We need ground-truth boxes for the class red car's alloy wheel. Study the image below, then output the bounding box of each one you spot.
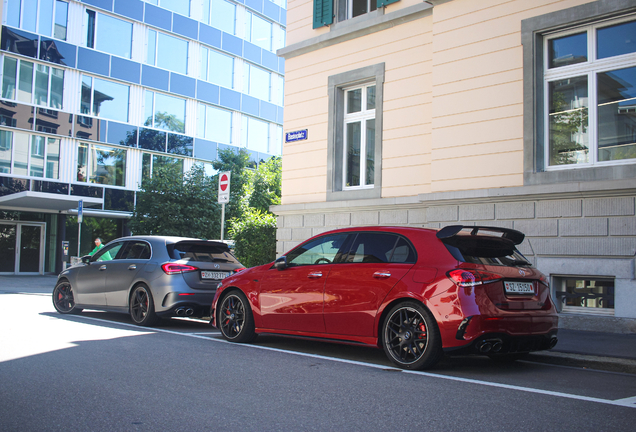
[382,302,442,370]
[218,291,256,343]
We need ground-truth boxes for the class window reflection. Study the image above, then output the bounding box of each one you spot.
[144,91,186,134]
[141,152,183,182]
[147,0,190,16]
[0,130,60,178]
[548,33,587,69]
[197,103,232,144]
[243,63,271,101]
[245,11,272,51]
[241,116,269,153]
[85,10,133,59]
[598,20,636,59]
[147,30,188,75]
[201,47,234,88]
[81,75,130,123]
[548,76,589,166]
[6,0,68,39]
[597,66,636,162]
[2,57,64,109]
[205,0,236,34]
[77,142,126,186]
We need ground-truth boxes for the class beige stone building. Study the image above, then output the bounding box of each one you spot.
[274,0,636,332]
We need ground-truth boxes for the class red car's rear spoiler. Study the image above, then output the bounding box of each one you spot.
[436,225,525,245]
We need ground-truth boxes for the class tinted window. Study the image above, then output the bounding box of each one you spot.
[94,242,124,261]
[168,241,239,264]
[120,241,151,259]
[342,233,416,264]
[286,234,350,266]
[441,235,531,267]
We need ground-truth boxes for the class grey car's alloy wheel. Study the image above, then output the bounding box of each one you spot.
[130,284,158,326]
[382,301,442,370]
[53,280,82,314]
[218,291,256,343]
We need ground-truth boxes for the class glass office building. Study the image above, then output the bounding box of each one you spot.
[0,0,286,274]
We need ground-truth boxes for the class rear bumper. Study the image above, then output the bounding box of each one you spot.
[444,331,559,355]
[157,292,216,318]
[445,313,559,355]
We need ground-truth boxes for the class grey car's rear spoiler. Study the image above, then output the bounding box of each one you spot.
[436,225,525,245]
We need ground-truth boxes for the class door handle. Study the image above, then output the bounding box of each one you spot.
[373,271,391,279]
[99,265,107,271]
[128,265,137,270]
[308,271,323,278]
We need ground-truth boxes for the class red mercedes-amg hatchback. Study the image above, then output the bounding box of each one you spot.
[211,225,558,370]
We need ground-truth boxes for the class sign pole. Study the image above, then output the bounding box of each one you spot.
[221,203,225,241]
[77,200,83,258]
[218,171,231,241]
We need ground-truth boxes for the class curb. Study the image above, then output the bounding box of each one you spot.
[526,351,636,375]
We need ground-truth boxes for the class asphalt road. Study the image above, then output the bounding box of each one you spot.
[1,291,636,431]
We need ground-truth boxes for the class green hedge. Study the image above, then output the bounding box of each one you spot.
[229,210,277,268]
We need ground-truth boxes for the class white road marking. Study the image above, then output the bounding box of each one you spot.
[76,314,636,409]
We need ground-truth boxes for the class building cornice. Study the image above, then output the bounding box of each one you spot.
[276,2,433,60]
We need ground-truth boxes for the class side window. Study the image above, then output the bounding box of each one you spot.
[94,242,124,262]
[345,233,397,264]
[286,234,350,266]
[390,237,417,263]
[120,241,151,260]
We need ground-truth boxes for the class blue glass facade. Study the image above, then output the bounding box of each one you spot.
[0,0,286,273]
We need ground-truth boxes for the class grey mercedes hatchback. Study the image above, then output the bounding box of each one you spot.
[53,236,245,326]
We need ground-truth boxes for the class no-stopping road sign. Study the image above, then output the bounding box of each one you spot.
[218,171,231,203]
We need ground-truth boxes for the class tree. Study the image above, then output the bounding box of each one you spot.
[129,163,221,239]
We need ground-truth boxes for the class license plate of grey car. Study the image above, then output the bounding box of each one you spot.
[201,271,229,280]
[504,281,534,294]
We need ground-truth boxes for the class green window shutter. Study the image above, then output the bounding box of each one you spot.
[377,0,399,7]
[313,0,333,29]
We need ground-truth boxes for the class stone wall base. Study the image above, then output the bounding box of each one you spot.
[558,313,636,334]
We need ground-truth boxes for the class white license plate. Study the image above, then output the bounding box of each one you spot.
[504,281,534,294]
[201,271,230,280]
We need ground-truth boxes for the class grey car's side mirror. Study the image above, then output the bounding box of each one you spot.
[81,255,92,264]
[274,256,287,270]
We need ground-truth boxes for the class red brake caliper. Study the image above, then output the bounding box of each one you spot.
[418,323,427,339]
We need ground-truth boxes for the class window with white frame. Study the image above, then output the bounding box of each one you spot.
[2,57,64,109]
[545,17,636,168]
[144,90,186,134]
[241,116,269,153]
[349,0,376,19]
[197,103,232,144]
[0,129,60,178]
[245,11,272,51]
[147,30,188,75]
[80,75,130,123]
[343,83,375,189]
[200,47,234,89]
[85,9,133,59]
[243,63,270,101]
[6,0,69,40]
[77,142,126,186]
[141,152,183,181]
[145,0,190,17]
[204,0,236,34]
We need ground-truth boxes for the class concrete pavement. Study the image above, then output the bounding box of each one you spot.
[2,275,635,374]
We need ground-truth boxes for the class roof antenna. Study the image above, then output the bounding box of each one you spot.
[471,227,479,236]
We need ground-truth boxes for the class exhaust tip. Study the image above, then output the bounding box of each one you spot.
[185,308,194,316]
[549,336,558,349]
[175,308,185,316]
[479,342,493,353]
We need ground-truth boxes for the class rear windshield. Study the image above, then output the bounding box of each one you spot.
[167,241,240,264]
[440,235,531,267]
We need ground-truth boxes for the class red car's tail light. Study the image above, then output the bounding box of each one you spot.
[161,263,198,275]
[233,267,246,273]
[447,269,502,287]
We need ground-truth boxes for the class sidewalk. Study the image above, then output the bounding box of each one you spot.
[2,275,635,373]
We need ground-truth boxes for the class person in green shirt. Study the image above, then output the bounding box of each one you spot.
[89,237,104,256]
